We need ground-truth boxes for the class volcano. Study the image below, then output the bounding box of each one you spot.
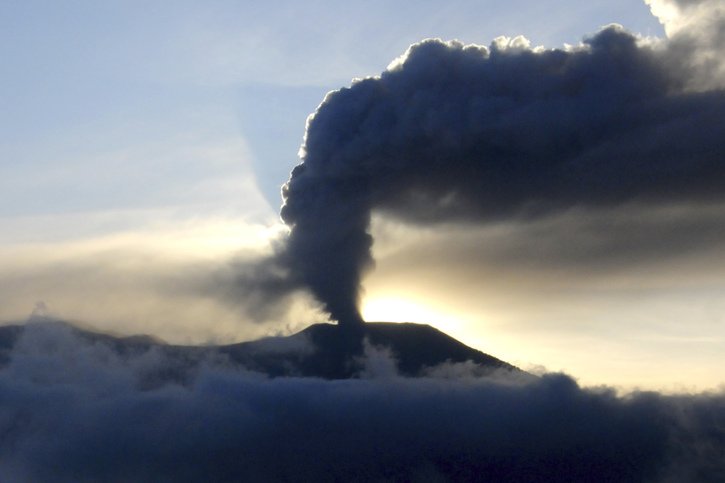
[222,322,522,378]
[0,320,523,383]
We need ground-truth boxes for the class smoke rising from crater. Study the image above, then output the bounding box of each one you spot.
[279,22,725,325]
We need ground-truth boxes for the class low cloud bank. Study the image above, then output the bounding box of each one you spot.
[0,323,723,482]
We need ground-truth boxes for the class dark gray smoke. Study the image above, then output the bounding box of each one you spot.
[280,25,725,325]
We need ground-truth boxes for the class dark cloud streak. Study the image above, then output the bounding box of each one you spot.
[370,202,725,277]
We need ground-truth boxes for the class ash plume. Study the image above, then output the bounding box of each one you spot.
[279,23,725,326]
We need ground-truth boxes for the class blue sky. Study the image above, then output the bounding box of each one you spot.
[1,0,664,226]
[6,1,724,390]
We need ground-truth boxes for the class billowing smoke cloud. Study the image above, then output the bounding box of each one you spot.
[279,20,725,325]
[1,322,724,482]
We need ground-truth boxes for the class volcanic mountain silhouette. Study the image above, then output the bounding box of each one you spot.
[0,320,522,382]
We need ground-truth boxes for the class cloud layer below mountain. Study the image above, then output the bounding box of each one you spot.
[1,322,723,482]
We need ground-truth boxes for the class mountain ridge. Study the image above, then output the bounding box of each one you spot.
[0,320,524,382]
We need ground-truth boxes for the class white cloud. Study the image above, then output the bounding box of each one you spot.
[646,0,725,89]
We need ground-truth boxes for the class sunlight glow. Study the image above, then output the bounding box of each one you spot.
[362,296,433,323]
[361,295,463,332]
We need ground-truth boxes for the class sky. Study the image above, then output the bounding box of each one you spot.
[2,0,724,391]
